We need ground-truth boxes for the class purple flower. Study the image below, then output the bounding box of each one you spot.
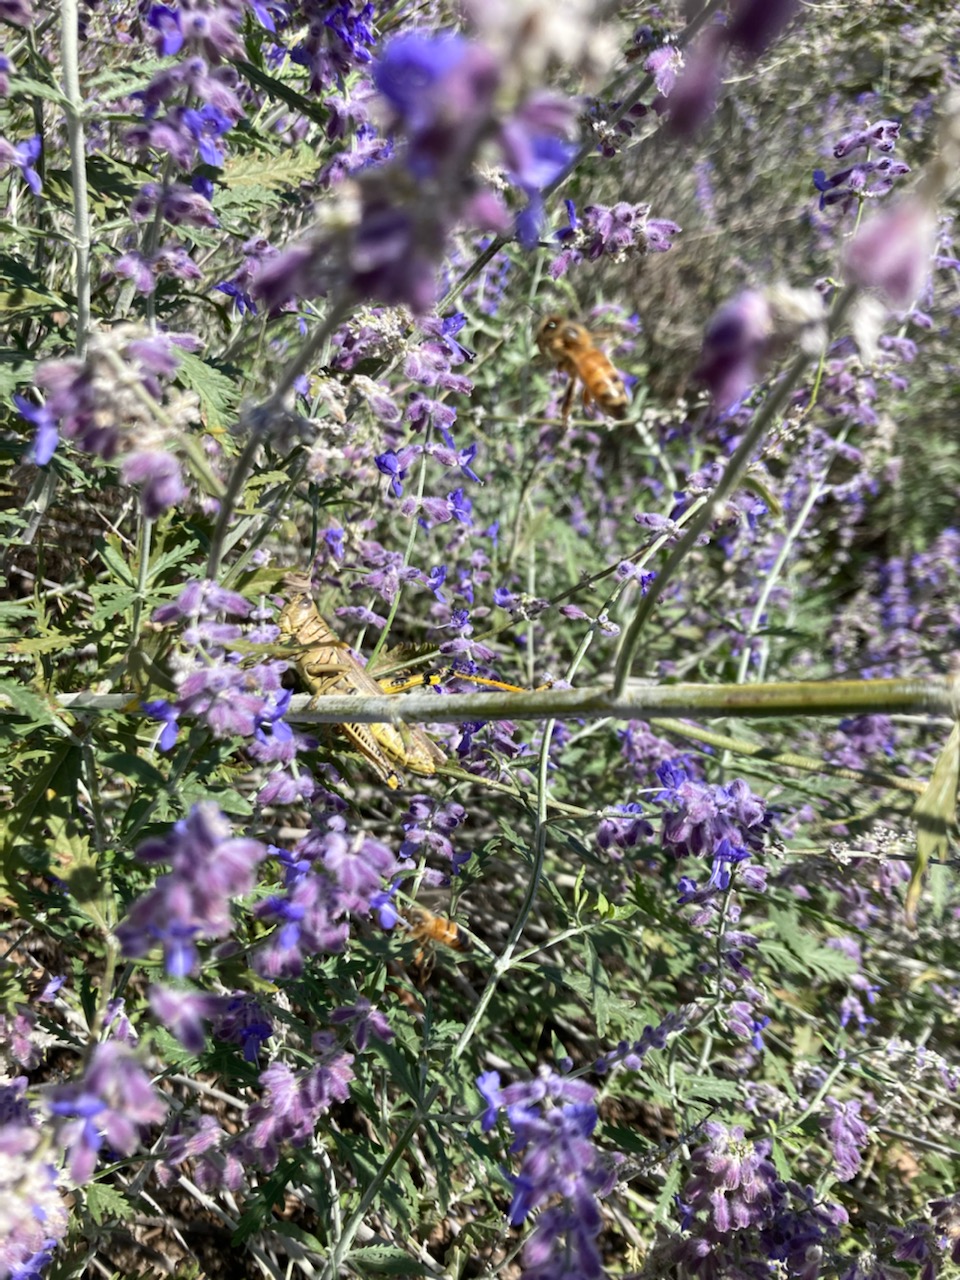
[116,804,267,977]
[0,134,42,194]
[659,27,725,137]
[330,997,394,1050]
[149,985,222,1054]
[143,698,181,751]
[399,794,466,865]
[49,1043,167,1185]
[239,1043,355,1172]
[597,803,654,854]
[122,448,187,518]
[726,0,800,57]
[0,1115,69,1276]
[695,288,773,409]
[13,394,58,466]
[374,32,473,135]
[147,4,183,55]
[683,1121,778,1233]
[822,1097,869,1182]
[375,448,410,498]
[834,118,901,158]
[482,1067,616,1277]
[476,1070,502,1131]
[844,196,936,309]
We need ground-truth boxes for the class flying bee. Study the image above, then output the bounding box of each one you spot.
[404,906,471,955]
[536,314,630,424]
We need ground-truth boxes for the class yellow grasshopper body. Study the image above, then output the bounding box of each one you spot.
[278,592,445,789]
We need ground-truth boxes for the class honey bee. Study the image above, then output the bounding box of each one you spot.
[404,906,470,955]
[536,314,630,423]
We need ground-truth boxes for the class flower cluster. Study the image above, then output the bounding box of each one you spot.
[0,1080,69,1280]
[156,1036,358,1187]
[253,812,403,977]
[253,29,579,313]
[238,1039,356,1172]
[116,802,267,977]
[399,794,469,871]
[143,579,319,805]
[596,802,654,857]
[48,1043,167,1186]
[655,1120,849,1277]
[822,1096,870,1182]
[150,985,274,1060]
[551,198,680,277]
[15,326,200,512]
[814,118,908,214]
[595,1008,689,1074]
[655,762,770,895]
[477,1067,618,1280]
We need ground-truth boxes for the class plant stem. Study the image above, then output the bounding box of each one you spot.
[612,286,858,697]
[60,0,91,354]
[56,670,960,727]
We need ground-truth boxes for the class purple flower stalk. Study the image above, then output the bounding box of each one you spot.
[14,326,199,515]
[116,803,268,977]
[0,1085,69,1277]
[477,1067,618,1279]
[49,1043,167,1185]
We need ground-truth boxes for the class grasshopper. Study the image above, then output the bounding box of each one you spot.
[278,591,446,789]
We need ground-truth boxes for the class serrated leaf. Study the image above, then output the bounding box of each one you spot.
[682,1074,743,1103]
[8,74,69,105]
[85,1181,133,1224]
[12,632,87,656]
[544,939,637,1038]
[654,1159,682,1221]
[176,350,241,432]
[0,678,56,727]
[769,1136,793,1180]
[223,142,321,192]
[89,588,143,624]
[98,541,137,586]
[908,721,960,925]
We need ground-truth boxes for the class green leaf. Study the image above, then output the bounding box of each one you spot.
[176,350,241,432]
[7,74,69,106]
[541,938,638,1038]
[681,1074,743,1103]
[85,1182,133,1224]
[769,1136,793,1181]
[100,752,167,791]
[346,1246,426,1274]
[0,347,32,398]
[762,907,860,982]
[0,679,57,729]
[654,1159,682,1222]
[231,60,329,125]
[216,144,325,210]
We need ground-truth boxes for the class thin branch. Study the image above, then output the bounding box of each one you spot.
[60,0,91,354]
[53,671,960,728]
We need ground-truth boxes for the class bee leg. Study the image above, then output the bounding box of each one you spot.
[559,376,576,424]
